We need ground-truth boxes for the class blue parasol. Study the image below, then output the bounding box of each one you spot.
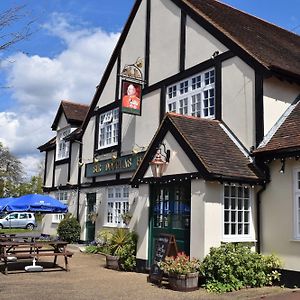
[0,194,68,213]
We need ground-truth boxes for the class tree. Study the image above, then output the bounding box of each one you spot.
[0,142,23,197]
[0,5,33,53]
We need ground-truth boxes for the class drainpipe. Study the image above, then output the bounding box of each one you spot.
[256,184,266,254]
[76,142,83,222]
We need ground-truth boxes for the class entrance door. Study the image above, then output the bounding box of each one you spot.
[149,183,191,264]
[85,193,96,243]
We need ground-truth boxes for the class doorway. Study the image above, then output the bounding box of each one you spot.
[85,193,96,242]
[149,182,191,264]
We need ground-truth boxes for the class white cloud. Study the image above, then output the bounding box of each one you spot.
[0,13,120,178]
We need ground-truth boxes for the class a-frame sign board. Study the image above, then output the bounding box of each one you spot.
[148,234,178,285]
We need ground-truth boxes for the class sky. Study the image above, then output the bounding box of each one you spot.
[0,0,299,180]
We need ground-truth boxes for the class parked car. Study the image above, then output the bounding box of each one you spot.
[0,212,36,230]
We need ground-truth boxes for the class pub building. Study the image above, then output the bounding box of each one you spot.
[38,0,300,284]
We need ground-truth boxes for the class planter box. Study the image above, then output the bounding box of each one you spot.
[168,272,199,292]
[105,255,120,270]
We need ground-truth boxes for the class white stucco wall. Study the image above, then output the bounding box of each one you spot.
[120,0,146,82]
[56,114,68,131]
[45,150,54,187]
[222,56,255,150]
[134,184,149,261]
[149,0,181,84]
[261,159,300,271]
[185,16,228,69]
[263,77,300,135]
[54,164,68,186]
[96,62,118,108]
[69,142,80,184]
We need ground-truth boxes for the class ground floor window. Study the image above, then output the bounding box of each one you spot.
[105,186,129,227]
[52,192,68,223]
[223,184,253,241]
[294,169,300,239]
[52,214,64,224]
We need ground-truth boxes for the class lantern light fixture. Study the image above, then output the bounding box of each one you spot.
[149,143,170,178]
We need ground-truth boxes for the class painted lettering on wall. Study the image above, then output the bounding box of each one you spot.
[85,153,144,177]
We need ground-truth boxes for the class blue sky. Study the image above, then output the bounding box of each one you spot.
[0,0,299,179]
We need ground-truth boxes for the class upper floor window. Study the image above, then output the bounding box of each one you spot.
[56,127,71,160]
[98,108,119,149]
[294,169,300,239]
[166,68,215,118]
[223,185,254,242]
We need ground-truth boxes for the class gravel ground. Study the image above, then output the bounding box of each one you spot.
[0,246,299,300]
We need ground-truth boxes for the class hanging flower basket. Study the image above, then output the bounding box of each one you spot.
[88,212,98,224]
[168,272,199,292]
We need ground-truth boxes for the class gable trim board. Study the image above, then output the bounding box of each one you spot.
[131,113,264,186]
[255,72,264,146]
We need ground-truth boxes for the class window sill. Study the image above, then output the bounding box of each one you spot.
[222,237,257,243]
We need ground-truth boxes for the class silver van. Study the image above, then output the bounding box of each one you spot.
[0,212,36,230]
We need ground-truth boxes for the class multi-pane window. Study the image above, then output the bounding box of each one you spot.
[294,169,300,239]
[166,68,215,118]
[98,108,119,149]
[53,191,67,223]
[223,185,252,240]
[56,127,71,160]
[56,191,68,205]
[106,186,129,227]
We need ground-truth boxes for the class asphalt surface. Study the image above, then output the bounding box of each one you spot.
[0,245,299,300]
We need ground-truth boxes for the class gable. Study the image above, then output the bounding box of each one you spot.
[143,131,197,178]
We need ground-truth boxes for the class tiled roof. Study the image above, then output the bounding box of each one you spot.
[51,100,89,130]
[168,113,262,180]
[61,100,89,124]
[184,0,300,78]
[255,101,300,155]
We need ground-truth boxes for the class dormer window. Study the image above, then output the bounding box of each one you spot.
[56,127,71,161]
[98,108,119,149]
[166,68,215,118]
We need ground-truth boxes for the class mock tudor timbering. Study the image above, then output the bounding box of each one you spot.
[38,0,300,283]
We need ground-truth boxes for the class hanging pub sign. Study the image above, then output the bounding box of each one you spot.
[121,80,142,116]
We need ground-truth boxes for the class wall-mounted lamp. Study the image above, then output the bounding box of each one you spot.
[112,153,118,160]
[149,143,170,178]
[279,158,285,174]
[93,157,99,163]
[78,161,84,167]
[132,144,146,155]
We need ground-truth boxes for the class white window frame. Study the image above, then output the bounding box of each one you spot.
[56,127,71,161]
[52,191,68,224]
[166,68,215,119]
[293,168,300,239]
[98,108,119,150]
[222,184,255,242]
[105,186,129,227]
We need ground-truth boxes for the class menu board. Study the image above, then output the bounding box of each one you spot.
[148,234,178,284]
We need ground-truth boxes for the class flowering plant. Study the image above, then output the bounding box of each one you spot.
[158,252,201,275]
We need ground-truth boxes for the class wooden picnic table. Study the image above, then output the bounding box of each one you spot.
[0,240,73,274]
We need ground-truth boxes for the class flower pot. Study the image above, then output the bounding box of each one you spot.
[105,255,120,270]
[168,272,199,292]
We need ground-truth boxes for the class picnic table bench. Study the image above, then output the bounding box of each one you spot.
[0,240,73,274]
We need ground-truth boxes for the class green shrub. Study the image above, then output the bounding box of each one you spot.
[57,215,81,243]
[85,245,101,254]
[200,243,282,293]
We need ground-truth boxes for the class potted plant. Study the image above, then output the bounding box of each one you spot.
[121,212,132,226]
[158,252,201,292]
[105,228,138,271]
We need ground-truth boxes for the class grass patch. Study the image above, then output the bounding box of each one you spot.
[0,228,40,234]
